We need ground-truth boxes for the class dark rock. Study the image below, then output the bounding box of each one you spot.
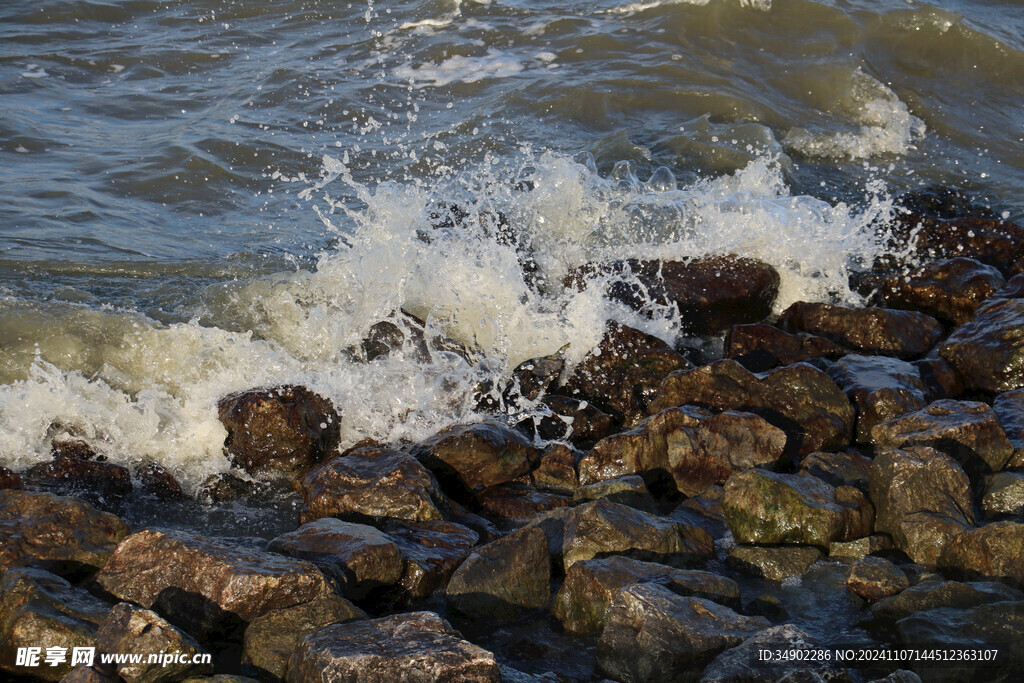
[415,421,540,493]
[60,666,120,683]
[871,399,1014,474]
[533,395,616,448]
[573,475,656,511]
[938,297,1024,393]
[798,450,873,493]
[867,257,1005,326]
[889,213,1024,277]
[51,438,101,460]
[896,187,999,221]
[994,388,1024,467]
[648,359,855,455]
[982,472,1024,517]
[95,529,333,641]
[530,445,579,495]
[552,556,740,634]
[829,535,894,560]
[778,302,944,359]
[298,447,448,525]
[135,463,187,501]
[826,355,930,443]
[869,577,1023,624]
[914,355,965,400]
[287,611,500,682]
[382,519,478,603]
[509,354,565,402]
[473,482,570,522]
[559,321,693,425]
[725,545,823,581]
[218,385,340,481]
[361,320,406,361]
[0,568,109,681]
[24,456,132,511]
[869,447,974,566]
[846,556,909,602]
[938,521,1024,584]
[0,467,22,490]
[994,273,1024,299]
[97,602,212,682]
[723,470,873,547]
[595,583,770,683]
[701,624,850,682]
[268,519,403,600]
[0,489,128,576]
[724,323,849,371]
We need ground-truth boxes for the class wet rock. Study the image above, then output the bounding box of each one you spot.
[595,583,770,683]
[982,472,1024,517]
[891,213,1024,277]
[135,463,187,501]
[24,456,133,512]
[242,592,364,680]
[60,666,120,683]
[361,320,406,361]
[994,388,1024,469]
[530,445,579,495]
[446,527,550,620]
[895,600,1024,672]
[914,355,965,400]
[218,385,340,481]
[779,302,944,359]
[0,568,109,681]
[97,602,212,682]
[573,475,656,511]
[846,556,909,602]
[0,467,23,490]
[829,535,894,560]
[287,611,500,682]
[938,297,1024,393]
[672,491,729,540]
[552,555,740,634]
[725,546,823,581]
[0,489,129,577]
[724,323,849,371]
[869,578,1023,623]
[648,359,855,455]
[870,447,974,566]
[382,519,478,603]
[533,395,616,448]
[298,447,448,525]
[871,399,1014,474]
[51,438,101,460]
[723,470,873,547]
[798,450,873,493]
[95,529,333,641]
[701,624,849,683]
[938,521,1024,584]
[559,321,693,425]
[473,482,570,522]
[509,354,565,402]
[868,257,1005,326]
[196,472,268,504]
[268,518,403,600]
[415,420,540,493]
[826,355,930,443]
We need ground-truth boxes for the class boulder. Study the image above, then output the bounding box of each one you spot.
[414,421,540,492]
[595,583,769,683]
[723,470,873,547]
[268,519,403,600]
[993,388,1024,467]
[530,445,579,495]
[982,472,1024,517]
[286,611,499,682]
[97,602,212,682]
[382,519,478,603]
[648,360,855,455]
[298,447,448,525]
[701,624,849,683]
[869,577,1023,624]
[24,456,133,512]
[573,475,656,511]
[938,298,1024,392]
[798,450,873,493]
[218,385,340,480]
[725,546,823,581]
[826,355,930,443]
[95,529,333,641]
[135,463,187,501]
[938,521,1024,584]
[890,213,1024,277]
[778,302,944,359]
[472,483,570,521]
[846,556,909,602]
[532,395,616,448]
[724,324,849,371]
[895,601,1024,675]
[868,257,1005,326]
[552,556,740,634]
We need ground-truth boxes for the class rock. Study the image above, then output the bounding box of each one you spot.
[559,321,693,425]
[723,470,873,547]
[473,483,570,521]
[648,359,855,455]
[826,355,930,443]
[798,450,873,493]
[573,475,656,511]
[870,447,974,566]
[24,456,133,512]
[938,521,1024,584]
[829,535,894,560]
[869,578,1023,623]
[242,593,364,680]
[415,421,540,493]
[982,472,1024,517]
[298,447,448,525]
[361,320,407,361]
[778,302,944,359]
[871,400,1014,474]
[914,355,965,400]
[0,467,23,490]
[701,624,848,683]
[895,601,1024,674]
[60,666,120,683]
[95,529,333,641]
[382,520,478,603]
[530,445,579,495]
[868,257,1006,326]
[725,546,823,581]
[552,556,741,634]
[868,671,921,683]
[595,583,770,683]
[846,556,909,602]
[891,213,1024,277]
[0,489,128,577]
[196,472,268,503]
[724,324,849,371]
[97,602,212,682]
[268,519,403,600]
[509,354,565,402]
[532,395,616,448]
[446,527,550,620]
[994,388,1024,466]
[287,611,500,682]
[0,568,109,681]
[135,463,187,501]
[939,297,1024,393]
[218,385,340,480]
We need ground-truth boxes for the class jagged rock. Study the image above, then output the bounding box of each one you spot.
[595,583,769,683]
[869,257,1005,325]
[559,321,693,425]
[135,463,187,501]
[723,470,873,547]
[939,298,1024,393]
[242,593,364,680]
[96,529,333,641]
[268,519,403,600]
[778,302,944,359]
[829,535,894,560]
[724,324,849,371]
[530,445,579,495]
[846,556,909,602]
[871,400,1014,474]
[826,355,930,443]
[869,578,1023,624]
[982,472,1024,517]
[798,450,873,493]
[552,556,740,634]
[573,475,656,511]
[414,421,540,493]
[218,385,340,480]
[298,447,448,525]
[895,600,1024,674]
[0,489,128,577]
[24,456,133,512]
[701,624,850,682]
[648,359,855,455]
[287,611,499,682]
[938,521,1024,584]
[0,568,109,681]
[382,520,478,603]
[889,213,1024,277]
[473,482,570,521]
[532,395,616,448]
[0,467,23,490]
[869,447,974,566]
[97,602,212,682]
[725,546,823,581]
[446,527,550,620]
[994,388,1024,468]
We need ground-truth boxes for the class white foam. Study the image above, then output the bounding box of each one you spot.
[394,50,525,87]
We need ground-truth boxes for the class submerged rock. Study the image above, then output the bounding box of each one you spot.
[724,323,849,371]
[826,355,930,444]
[97,602,212,682]
[382,519,478,604]
[938,521,1024,584]
[778,302,944,359]
[725,545,823,581]
[414,420,540,493]
[868,257,1005,325]
[939,297,1024,393]
[846,556,909,602]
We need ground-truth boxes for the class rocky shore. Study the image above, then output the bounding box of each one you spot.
[4,192,1024,682]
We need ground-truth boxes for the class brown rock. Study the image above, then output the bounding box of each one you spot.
[383,519,478,603]
[938,521,1024,585]
[725,545,823,581]
[414,421,540,492]
[868,257,1005,326]
[982,472,1024,517]
[532,395,616,448]
[798,450,873,493]
[530,445,579,495]
[846,556,909,602]
[891,213,1024,277]
[509,354,564,402]
[829,535,893,560]
[938,297,1024,393]
[135,463,187,501]
[724,323,849,371]
[827,355,930,443]
[97,602,212,682]
[868,578,1024,623]
[779,302,943,359]
[914,355,965,400]
[573,475,656,511]
[24,456,133,512]
[0,467,23,490]
[473,483,570,521]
